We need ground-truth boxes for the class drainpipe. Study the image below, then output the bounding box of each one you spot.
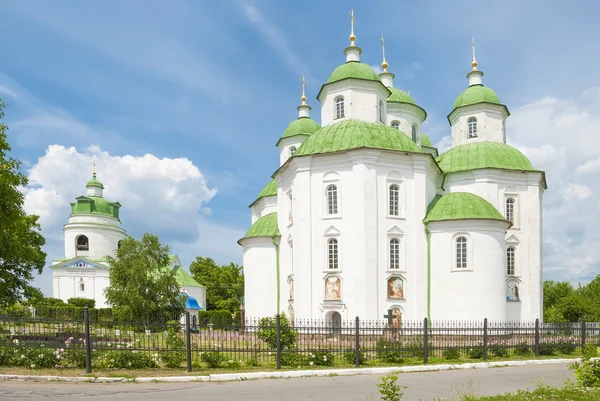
[425,227,431,321]
[272,236,280,315]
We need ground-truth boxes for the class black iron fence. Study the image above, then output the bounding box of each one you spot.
[0,308,598,373]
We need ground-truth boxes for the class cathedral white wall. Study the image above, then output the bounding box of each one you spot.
[241,238,280,318]
[52,267,110,308]
[386,105,423,144]
[449,105,508,146]
[444,170,545,321]
[278,136,308,166]
[64,218,126,260]
[428,220,509,321]
[319,80,390,127]
[251,196,277,224]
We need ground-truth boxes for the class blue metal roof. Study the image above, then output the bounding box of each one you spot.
[184,294,202,310]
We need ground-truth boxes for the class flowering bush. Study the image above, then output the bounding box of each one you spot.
[161,328,185,368]
[201,351,225,368]
[306,350,334,367]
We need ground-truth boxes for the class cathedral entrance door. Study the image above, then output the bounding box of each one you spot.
[331,311,342,336]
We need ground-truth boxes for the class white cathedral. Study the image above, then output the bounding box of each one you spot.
[50,174,207,313]
[238,18,546,324]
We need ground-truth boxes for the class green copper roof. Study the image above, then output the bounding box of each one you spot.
[387,88,416,105]
[281,117,321,139]
[293,119,422,157]
[436,142,538,174]
[172,266,204,288]
[327,61,382,84]
[70,196,121,220]
[86,177,104,189]
[239,212,280,244]
[421,133,433,147]
[453,85,501,109]
[424,192,509,225]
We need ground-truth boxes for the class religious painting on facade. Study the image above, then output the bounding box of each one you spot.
[506,280,520,301]
[391,307,402,328]
[387,276,404,299]
[288,277,294,301]
[325,276,341,301]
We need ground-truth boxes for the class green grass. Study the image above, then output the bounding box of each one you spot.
[456,386,600,400]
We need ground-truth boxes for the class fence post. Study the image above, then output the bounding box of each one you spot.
[275,314,281,370]
[483,318,488,361]
[84,307,92,374]
[581,320,587,351]
[534,318,540,357]
[423,317,429,364]
[355,316,360,367]
[185,312,192,372]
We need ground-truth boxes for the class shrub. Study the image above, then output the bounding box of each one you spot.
[466,347,484,359]
[256,314,297,350]
[100,351,157,369]
[376,338,405,364]
[554,339,577,355]
[490,345,509,358]
[196,310,233,326]
[167,320,182,333]
[539,343,557,356]
[583,344,599,360]
[67,298,96,309]
[280,351,305,367]
[570,358,600,388]
[246,352,261,367]
[443,347,461,360]
[377,375,405,401]
[201,351,225,368]
[162,328,186,368]
[307,350,334,367]
[343,348,366,365]
[514,342,532,356]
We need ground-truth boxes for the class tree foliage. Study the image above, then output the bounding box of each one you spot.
[189,256,244,312]
[0,98,46,307]
[104,233,184,322]
[543,277,600,322]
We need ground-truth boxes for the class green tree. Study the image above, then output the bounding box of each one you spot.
[543,280,574,309]
[0,98,46,307]
[104,233,184,324]
[189,257,244,312]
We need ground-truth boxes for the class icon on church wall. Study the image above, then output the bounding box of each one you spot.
[387,276,404,299]
[506,280,520,301]
[391,307,402,328]
[325,276,341,301]
[288,277,294,301]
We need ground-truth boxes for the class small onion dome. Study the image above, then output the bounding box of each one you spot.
[326,61,382,85]
[293,119,422,157]
[436,142,539,174]
[387,87,416,105]
[250,179,277,207]
[238,212,280,245]
[423,192,509,226]
[183,294,202,310]
[453,85,502,109]
[276,117,321,147]
[421,133,433,147]
[86,176,104,189]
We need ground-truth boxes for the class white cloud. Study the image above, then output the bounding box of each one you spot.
[563,183,592,201]
[23,145,246,295]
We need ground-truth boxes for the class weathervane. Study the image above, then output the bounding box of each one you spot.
[380,34,388,72]
[471,36,478,70]
[300,75,308,105]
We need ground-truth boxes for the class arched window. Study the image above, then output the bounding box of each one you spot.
[79,278,85,292]
[379,100,385,123]
[411,124,418,142]
[391,120,400,129]
[288,192,293,224]
[505,198,515,223]
[468,117,478,138]
[389,184,399,216]
[327,238,339,269]
[326,184,338,215]
[507,246,516,275]
[118,240,123,249]
[76,235,89,251]
[335,96,345,119]
[389,238,400,270]
[289,146,297,156]
[456,236,467,269]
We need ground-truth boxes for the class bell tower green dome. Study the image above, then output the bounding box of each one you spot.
[453,85,501,109]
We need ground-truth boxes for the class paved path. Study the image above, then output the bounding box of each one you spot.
[0,363,574,400]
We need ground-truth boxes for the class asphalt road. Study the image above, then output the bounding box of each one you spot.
[0,363,574,401]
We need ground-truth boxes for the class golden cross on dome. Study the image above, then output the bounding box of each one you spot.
[349,8,356,46]
[472,36,478,70]
[380,34,388,72]
[92,159,97,178]
[300,75,308,104]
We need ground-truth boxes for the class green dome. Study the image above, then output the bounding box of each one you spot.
[281,117,321,139]
[387,88,416,105]
[294,119,422,157]
[70,196,121,220]
[250,179,277,206]
[327,61,382,84]
[424,192,508,225]
[238,212,280,244]
[421,133,433,147]
[436,142,538,174]
[86,177,104,189]
[453,85,501,109]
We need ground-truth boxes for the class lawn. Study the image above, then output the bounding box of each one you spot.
[458,386,600,400]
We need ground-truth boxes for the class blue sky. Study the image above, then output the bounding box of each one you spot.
[1,0,600,295]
